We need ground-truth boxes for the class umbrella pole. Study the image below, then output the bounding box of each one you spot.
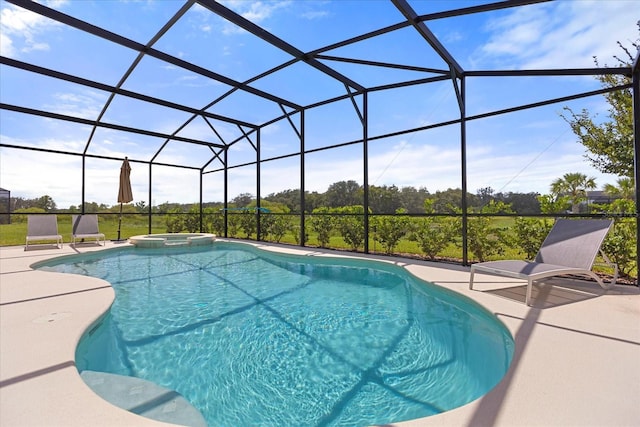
[117,202,123,241]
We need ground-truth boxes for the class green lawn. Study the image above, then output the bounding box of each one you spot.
[2,214,634,280]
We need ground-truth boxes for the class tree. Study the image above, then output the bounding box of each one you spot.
[603,177,635,200]
[494,192,541,214]
[476,187,494,206]
[154,201,182,214]
[165,207,184,232]
[238,210,256,238]
[410,199,456,260]
[368,184,402,213]
[429,188,479,213]
[537,194,571,214]
[399,186,430,213]
[135,200,147,212]
[264,189,326,213]
[262,215,292,243]
[11,196,59,211]
[203,207,224,235]
[252,201,292,242]
[334,205,367,251]
[10,195,56,212]
[601,217,637,277]
[231,193,253,207]
[464,201,513,262]
[561,28,638,177]
[324,180,362,208]
[79,201,105,213]
[309,207,333,247]
[227,212,242,237]
[599,177,636,215]
[304,191,325,213]
[184,205,201,232]
[371,208,411,254]
[264,189,300,212]
[34,195,56,212]
[512,217,553,260]
[550,172,596,213]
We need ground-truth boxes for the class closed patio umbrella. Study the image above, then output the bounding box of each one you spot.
[117,157,133,241]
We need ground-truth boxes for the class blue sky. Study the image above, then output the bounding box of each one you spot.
[0,0,638,208]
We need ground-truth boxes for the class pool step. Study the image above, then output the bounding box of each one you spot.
[80,370,207,427]
[164,241,189,246]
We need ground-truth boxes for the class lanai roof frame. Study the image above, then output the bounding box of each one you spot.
[0,0,636,266]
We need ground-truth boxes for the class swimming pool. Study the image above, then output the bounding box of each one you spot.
[37,242,513,426]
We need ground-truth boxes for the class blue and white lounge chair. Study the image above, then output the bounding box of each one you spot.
[72,214,106,246]
[469,218,618,306]
[25,215,63,249]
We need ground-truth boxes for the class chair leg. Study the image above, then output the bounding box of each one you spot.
[525,279,534,306]
[595,250,618,289]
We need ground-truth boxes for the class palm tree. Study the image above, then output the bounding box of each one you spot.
[603,177,635,200]
[550,172,597,213]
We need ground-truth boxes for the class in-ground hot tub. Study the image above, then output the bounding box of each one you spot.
[128,233,215,248]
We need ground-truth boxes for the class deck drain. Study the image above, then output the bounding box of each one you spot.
[32,312,72,323]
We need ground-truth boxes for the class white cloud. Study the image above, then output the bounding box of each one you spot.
[216,0,292,35]
[477,0,638,69]
[442,30,464,44]
[44,90,107,119]
[242,1,288,22]
[220,0,292,23]
[1,132,619,208]
[0,1,68,57]
[1,139,82,206]
[369,141,462,190]
[0,135,203,208]
[0,31,14,56]
[301,10,328,20]
[462,138,619,196]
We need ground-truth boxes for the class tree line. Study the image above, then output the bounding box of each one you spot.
[5,172,633,216]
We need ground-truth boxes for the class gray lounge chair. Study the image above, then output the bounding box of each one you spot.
[72,214,106,246]
[25,215,63,249]
[469,218,618,306]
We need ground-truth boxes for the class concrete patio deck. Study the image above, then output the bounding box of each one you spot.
[1,240,638,426]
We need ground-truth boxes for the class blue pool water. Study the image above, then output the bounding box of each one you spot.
[37,242,513,426]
